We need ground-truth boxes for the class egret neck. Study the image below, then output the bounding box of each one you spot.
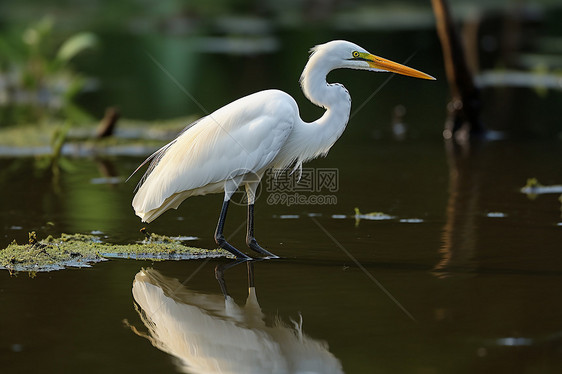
[297,51,352,161]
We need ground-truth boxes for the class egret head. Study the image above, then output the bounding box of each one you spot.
[309,40,435,80]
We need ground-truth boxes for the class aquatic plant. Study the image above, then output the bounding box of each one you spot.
[0,17,98,126]
[1,232,231,273]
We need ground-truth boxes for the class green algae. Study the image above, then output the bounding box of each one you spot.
[1,232,231,273]
[353,207,396,227]
[520,178,562,200]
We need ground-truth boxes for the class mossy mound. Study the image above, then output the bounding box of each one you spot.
[1,232,231,273]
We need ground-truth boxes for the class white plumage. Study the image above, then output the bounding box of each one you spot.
[130,40,434,258]
[132,90,297,223]
[131,268,344,374]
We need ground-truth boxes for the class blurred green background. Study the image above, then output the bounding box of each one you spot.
[2,0,562,139]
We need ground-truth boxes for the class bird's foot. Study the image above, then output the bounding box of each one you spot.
[247,237,279,259]
[215,234,251,260]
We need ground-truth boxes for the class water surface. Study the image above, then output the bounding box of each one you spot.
[2,138,561,373]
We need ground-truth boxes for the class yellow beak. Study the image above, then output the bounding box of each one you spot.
[367,54,435,80]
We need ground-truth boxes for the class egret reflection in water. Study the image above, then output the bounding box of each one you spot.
[130,262,343,374]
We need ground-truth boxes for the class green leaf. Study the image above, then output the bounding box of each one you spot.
[56,32,98,63]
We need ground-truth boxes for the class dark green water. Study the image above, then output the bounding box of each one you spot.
[1,138,561,373]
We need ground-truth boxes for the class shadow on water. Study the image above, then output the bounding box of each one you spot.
[129,260,343,374]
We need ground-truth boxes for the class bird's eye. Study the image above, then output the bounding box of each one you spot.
[352,51,360,58]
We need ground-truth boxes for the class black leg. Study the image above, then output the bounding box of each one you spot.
[214,200,251,260]
[214,259,249,299]
[247,261,255,288]
[246,203,279,258]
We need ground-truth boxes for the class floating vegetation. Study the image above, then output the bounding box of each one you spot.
[354,207,395,226]
[0,232,230,274]
[274,209,422,225]
[354,207,395,220]
[521,178,562,199]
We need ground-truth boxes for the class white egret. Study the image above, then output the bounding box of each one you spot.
[130,40,434,259]
[131,266,344,373]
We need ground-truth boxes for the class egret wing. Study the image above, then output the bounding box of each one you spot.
[132,90,297,221]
